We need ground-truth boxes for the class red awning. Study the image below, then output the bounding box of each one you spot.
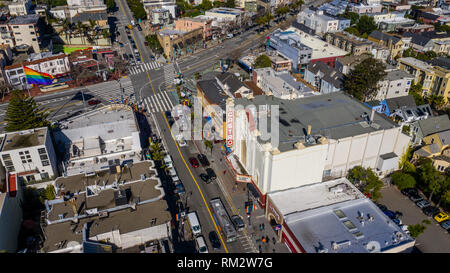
[8,173,16,197]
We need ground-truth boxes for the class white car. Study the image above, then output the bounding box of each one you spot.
[195,236,208,253]
[226,33,233,39]
[400,225,410,235]
[168,168,180,182]
[177,136,187,147]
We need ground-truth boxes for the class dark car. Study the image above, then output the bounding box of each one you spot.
[165,110,172,118]
[401,188,419,197]
[137,24,142,31]
[231,215,245,231]
[409,194,423,202]
[423,206,440,216]
[150,55,155,60]
[200,173,211,184]
[88,99,101,105]
[144,41,148,46]
[189,157,200,168]
[376,203,387,212]
[208,231,221,250]
[384,210,396,219]
[206,168,216,181]
[197,154,210,167]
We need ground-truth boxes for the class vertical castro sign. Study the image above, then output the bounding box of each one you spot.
[226,104,234,149]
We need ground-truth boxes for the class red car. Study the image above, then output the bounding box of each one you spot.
[189,157,200,168]
[88,99,101,105]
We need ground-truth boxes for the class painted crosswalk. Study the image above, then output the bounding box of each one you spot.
[128,61,163,75]
[142,91,175,113]
[163,62,177,89]
[237,233,258,253]
[86,77,135,102]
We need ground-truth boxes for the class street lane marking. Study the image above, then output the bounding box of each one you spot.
[118,0,229,252]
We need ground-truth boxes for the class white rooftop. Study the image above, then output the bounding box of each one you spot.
[269,178,365,216]
[288,27,347,60]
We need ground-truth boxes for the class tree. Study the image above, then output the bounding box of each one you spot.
[254,54,272,68]
[341,11,359,25]
[426,94,445,110]
[194,72,202,80]
[225,0,234,8]
[391,172,416,190]
[344,27,359,36]
[204,140,213,154]
[409,81,424,105]
[347,166,366,184]
[356,15,377,36]
[347,166,383,201]
[418,158,443,201]
[344,57,387,101]
[199,0,213,10]
[5,90,50,132]
[44,184,56,200]
[105,0,115,11]
[408,219,431,238]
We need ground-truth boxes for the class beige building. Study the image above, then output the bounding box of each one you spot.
[8,14,42,54]
[8,0,32,16]
[157,28,203,59]
[174,17,213,40]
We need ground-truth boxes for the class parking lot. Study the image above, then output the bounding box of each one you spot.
[378,186,450,253]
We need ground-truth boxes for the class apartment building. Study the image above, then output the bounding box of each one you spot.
[374,69,415,101]
[297,9,339,35]
[267,29,312,73]
[8,14,42,54]
[335,54,371,75]
[4,53,70,89]
[143,0,177,18]
[397,57,437,96]
[351,4,382,14]
[305,61,345,94]
[325,32,373,56]
[204,7,244,26]
[150,9,171,26]
[8,0,32,16]
[0,127,58,183]
[368,30,409,61]
[175,17,213,40]
[157,28,203,59]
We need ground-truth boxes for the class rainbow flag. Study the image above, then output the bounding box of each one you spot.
[24,66,54,86]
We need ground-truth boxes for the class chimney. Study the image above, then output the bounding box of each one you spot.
[307,124,312,135]
[370,108,375,123]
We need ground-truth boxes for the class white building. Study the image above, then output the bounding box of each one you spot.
[305,61,345,94]
[204,7,244,26]
[53,104,143,176]
[266,178,415,253]
[4,53,70,90]
[374,69,415,101]
[0,127,59,183]
[8,0,32,16]
[8,14,42,54]
[227,92,410,205]
[297,9,339,35]
[144,0,177,19]
[252,67,315,99]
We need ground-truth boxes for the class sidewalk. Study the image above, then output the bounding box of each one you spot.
[194,140,289,253]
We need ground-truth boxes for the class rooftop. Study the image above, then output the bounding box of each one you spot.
[288,27,348,59]
[1,127,47,151]
[234,92,397,152]
[327,31,373,46]
[416,115,450,136]
[8,14,40,25]
[336,54,371,66]
[384,95,417,112]
[369,30,401,44]
[384,69,414,81]
[197,78,228,110]
[398,57,434,73]
[307,61,345,89]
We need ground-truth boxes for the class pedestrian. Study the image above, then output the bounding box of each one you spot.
[272,237,276,244]
[262,223,265,230]
[266,236,270,244]
[258,245,262,253]
[272,248,276,253]
[261,236,266,243]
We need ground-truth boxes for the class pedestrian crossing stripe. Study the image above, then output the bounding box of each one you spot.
[143,91,175,113]
[128,61,163,75]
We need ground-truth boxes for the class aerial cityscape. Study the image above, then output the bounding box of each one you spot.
[0,0,449,258]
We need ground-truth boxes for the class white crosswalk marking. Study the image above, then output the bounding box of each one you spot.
[143,91,175,113]
[86,77,135,102]
[127,61,162,76]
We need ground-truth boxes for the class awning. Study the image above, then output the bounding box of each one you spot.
[247,183,260,200]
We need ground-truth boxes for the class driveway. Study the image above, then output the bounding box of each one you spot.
[378,186,450,253]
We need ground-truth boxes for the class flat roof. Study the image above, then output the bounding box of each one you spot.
[8,14,39,25]
[42,200,171,252]
[234,92,397,152]
[399,57,434,73]
[269,178,365,216]
[285,197,414,253]
[385,69,414,81]
[288,27,347,59]
[1,127,47,151]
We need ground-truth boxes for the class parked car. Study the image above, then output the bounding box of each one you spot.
[423,206,440,216]
[376,204,387,212]
[199,173,211,184]
[392,218,402,226]
[416,200,431,209]
[440,220,450,230]
[434,212,449,223]
[195,235,208,253]
[88,99,101,105]
[197,154,210,167]
[231,215,245,231]
[177,136,187,147]
[144,41,148,46]
[206,168,216,181]
[409,194,423,202]
[226,33,233,39]
[383,210,396,219]
[189,157,200,168]
[401,188,419,197]
[137,24,142,31]
[400,224,410,235]
[174,183,185,195]
[150,55,155,60]
[208,231,221,250]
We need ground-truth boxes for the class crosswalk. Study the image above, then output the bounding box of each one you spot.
[128,61,163,75]
[142,91,175,113]
[163,63,177,89]
[237,233,258,253]
[86,77,135,102]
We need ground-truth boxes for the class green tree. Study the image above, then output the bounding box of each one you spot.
[146,35,163,54]
[347,165,366,184]
[5,90,50,132]
[105,0,115,11]
[356,15,377,36]
[204,140,213,154]
[347,166,383,201]
[426,94,445,110]
[344,57,387,101]
[254,54,272,68]
[42,184,56,201]
[225,0,235,8]
[418,158,443,201]
[408,219,431,238]
[194,72,202,80]
[409,81,425,105]
[344,27,360,36]
[341,11,359,25]
[391,172,416,190]
[199,0,213,10]
[402,48,416,58]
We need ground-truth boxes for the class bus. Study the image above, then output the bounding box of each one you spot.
[210,198,237,243]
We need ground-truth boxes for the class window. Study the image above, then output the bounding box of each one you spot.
[42,160,49,166]
[32,38,36,41]
[29,25,33,29]
[6,166,15,172]
[38,148,46,154]
[40,173,49,180]
[12,26,19,29]
[40,154,48,160]
[30,32,35,35]
[14,32,21,35]
[2,154,11,160]
[25,151,29,154]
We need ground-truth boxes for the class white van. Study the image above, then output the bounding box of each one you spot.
[195,235,208,253]
[187,212,202,236]
[226,33,233,39]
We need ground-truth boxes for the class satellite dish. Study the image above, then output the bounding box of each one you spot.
[366,241,381,253]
